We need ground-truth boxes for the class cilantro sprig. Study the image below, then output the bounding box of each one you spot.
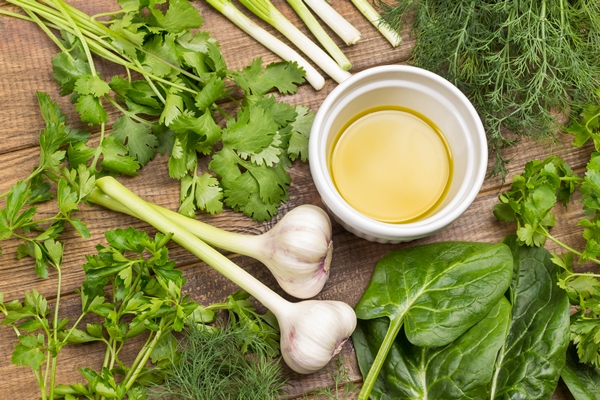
[494,88,600,369]
[2,0,313,221]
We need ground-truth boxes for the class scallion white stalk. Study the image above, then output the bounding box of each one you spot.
[303,0,361,45]
[205,0,326,90]
[350,0,401,47]
[286,0,351,71]
[92,176,357,375]
[239,0,352,84]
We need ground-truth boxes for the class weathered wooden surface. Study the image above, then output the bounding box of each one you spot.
[0,1,591,399]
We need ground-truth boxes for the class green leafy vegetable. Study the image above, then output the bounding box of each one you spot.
[0,93,92,261]
[1,0,314,221]
[1,227,198,399]
[377,0,600,176]
[562,346,600,400]
[353,297,511,399]
[353,241,514,399]
[493,90,600,397]
[353,237,571,400]
[489,236,570,399]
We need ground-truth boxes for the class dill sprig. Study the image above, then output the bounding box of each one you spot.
[377,0,600,176]
[148,322,286,400]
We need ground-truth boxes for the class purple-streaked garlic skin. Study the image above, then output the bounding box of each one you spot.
[277,299,357,374]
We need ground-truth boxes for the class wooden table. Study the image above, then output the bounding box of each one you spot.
[0,1,592,398]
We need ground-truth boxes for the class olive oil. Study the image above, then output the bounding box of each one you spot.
[329,106,453,223]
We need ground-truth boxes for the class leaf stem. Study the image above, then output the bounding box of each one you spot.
[48,257,63,400]
[544,229,600,266]
[357,316,404,400]
[48,0,98,77]
[123,329,162,391]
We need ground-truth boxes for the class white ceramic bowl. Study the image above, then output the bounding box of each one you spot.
[309,65,487,244]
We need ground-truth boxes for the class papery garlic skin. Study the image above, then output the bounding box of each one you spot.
[255,204,333,299]
[278,299,357,374]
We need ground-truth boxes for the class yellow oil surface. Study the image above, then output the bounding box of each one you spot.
[329,107,453,223]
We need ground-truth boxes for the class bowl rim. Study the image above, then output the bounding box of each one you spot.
[308,65,488,239]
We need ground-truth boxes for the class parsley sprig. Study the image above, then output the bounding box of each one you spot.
[0,227,198,399]
[0,92,94,269]
[2,0,313,221]
[494,88,600,369]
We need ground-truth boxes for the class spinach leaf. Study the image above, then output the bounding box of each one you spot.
[489,235,570,399]
[353,297,511,399]
[353,242,513,399]
[562,346,600,400]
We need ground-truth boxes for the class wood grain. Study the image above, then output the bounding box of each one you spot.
[0,1,590,399]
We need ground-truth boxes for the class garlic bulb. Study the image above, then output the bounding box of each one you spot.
[278,299,357,374]
[88,189,333,299]
[251,205,332,299]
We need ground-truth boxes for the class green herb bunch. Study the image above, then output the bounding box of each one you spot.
[151,293,285,400]
[494,88,600,369]
[2,0,313,221]
[377,0,600,176]
[0,226,198,399]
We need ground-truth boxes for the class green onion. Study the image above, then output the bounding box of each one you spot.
[286,0,351,70]
[205,0,326,90]
[350,0,401,47]
[303,0,361,45]
[238,0,352,84]
[91,176,357,375]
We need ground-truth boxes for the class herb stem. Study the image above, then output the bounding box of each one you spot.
[124,329,163,391]
[357,316,404,400]
[60,312,87,344]
[104,96,153,125]
[49,0,98,76]
[544,230,600,266]
[90,123,106,172]
[48,257,63,400]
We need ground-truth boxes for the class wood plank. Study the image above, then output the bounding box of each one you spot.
[0,0,594,399]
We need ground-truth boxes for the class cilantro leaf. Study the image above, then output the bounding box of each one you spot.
[160,89,184,126]
[52,50,90,97]
[147,0,203,34]
[287,105,314,162]
[76,94,108,125]
[178,173,223,216]
[222,104,278,154]
[111,115,158,166]
[232,59,304,95]
[74,74,111,98]
[100,136,141,176]
[142,34,179,77]
[194,75,226,111]
[108,12,147,58]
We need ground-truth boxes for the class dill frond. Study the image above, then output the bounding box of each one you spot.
[378,0,600,177]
